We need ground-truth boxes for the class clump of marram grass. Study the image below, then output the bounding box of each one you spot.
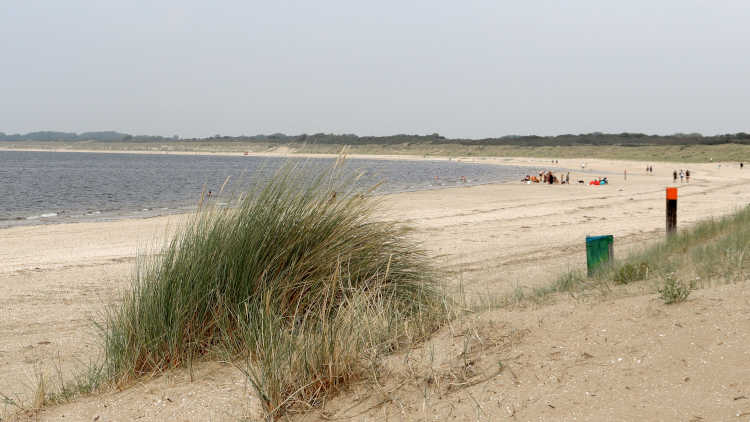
[98,158,449,418]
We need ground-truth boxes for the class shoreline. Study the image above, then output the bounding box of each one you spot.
[0,150,571,230]
[0,149,730,231]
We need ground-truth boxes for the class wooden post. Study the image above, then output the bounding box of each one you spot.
[666,187,678,235]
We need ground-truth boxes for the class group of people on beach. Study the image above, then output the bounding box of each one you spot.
[522,171,609,185]
[646,164,693,183]
[522,170,571,184]
[673,169,691,183]
[523,160,714,187]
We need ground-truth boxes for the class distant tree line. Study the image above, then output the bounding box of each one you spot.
[2,130,750,146]
[0,131,176,143]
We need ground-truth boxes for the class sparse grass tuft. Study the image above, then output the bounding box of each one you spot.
[0,359,106,421]
[658,275,691,304]
[552,270,588,293]
[31,375,45,411]
[613,262,649,285]
[42,361,105,406]
[97,157,449,418]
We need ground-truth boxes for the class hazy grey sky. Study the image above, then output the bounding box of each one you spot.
[1,0,749,138]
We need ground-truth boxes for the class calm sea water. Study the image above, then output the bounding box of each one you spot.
[0,150,542,228]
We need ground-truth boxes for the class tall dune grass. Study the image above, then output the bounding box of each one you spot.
[99,158,449,417]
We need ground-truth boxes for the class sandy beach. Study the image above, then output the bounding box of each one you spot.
[2,156,750,420]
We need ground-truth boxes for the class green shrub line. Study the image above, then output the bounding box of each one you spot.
[96,158,451,418]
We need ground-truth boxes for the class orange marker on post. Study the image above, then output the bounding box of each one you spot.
[666,187,678,235]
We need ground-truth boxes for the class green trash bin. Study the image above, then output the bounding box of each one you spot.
[586,235,613,276]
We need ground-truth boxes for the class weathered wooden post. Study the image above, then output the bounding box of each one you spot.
[666,187,678,235]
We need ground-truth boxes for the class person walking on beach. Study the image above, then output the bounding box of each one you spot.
[679,170,684,183]
[673,170,678,183]
[741,162,744,169]
[686,169,691,183]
